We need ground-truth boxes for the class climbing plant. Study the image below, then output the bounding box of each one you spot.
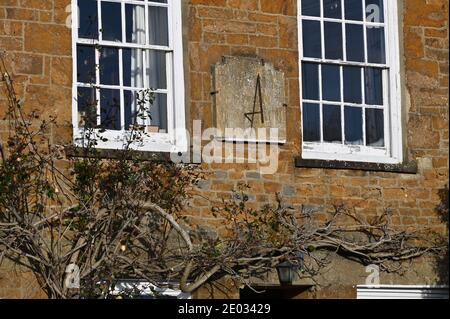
[0,54,446,299]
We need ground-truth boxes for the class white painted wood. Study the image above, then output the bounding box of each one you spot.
[171,0,188,152]
[299,15,385,27]
[357,285,449,299]
[119,0,126,129]
[71,0,79,140]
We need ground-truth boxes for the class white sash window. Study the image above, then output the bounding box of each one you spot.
[298,0,402,164]
[72,0,187,152]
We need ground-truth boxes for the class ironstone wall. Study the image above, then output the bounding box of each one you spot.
[0,0,448,298]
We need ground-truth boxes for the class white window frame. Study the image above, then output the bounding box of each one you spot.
[357,285,449,299]
[297,0,403,164]
[71,0,187,153]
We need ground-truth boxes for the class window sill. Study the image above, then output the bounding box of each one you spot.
[64,145,172,162]
[295,157,418,174]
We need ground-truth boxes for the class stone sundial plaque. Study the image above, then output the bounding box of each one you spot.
[213,56,287,143]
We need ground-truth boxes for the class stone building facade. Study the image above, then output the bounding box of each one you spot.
[0,0,448,298]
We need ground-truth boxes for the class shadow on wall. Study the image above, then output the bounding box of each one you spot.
[434,185,449,285]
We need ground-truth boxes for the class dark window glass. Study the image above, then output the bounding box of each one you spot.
[301,0,321,16]
[367,26,386,64]
[150,93,168,132]
[345,0,363,21]
[302,103,321,142]
[124,90,145,129]
[77,45,96,84]
[346,24,365,62]
[343,66,362,103]
[123,48,144,88]
[344,106,363,145]
[124,90,135,129]
[323,0,342,19]
[365,67,383,105]
[126,5,146,44]
[303,20,322,58]
[101,2,122,41]
[324,22,343,60]
[322,64,341,102]
[302,63,320,100]
[149,6,169,46]
[323,104,342,143]
[365,108,385,147]
[100,89,121,130]
[78,0,98,39]
[77,87,97,128]
[146,50,167,90]
[100,47,120,85]
[124,91,167,132]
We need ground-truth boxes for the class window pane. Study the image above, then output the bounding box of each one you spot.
[301,0,320,16]
[124,91,167,132]
[101,2,122,42]
[343,66,362,103]
[365,67,383,105]
[149,6,169,46]
[346,24,364,62]
[365,0,384,23]
[100,89,121,130]
[344,106,363,145]
[302,63,319,100]
[100,48,120,85]
[123,48,144,88]
[77,45,96,84]
[322,64,340,102]
[124,90,140,129]
[303,20,322,58]
[324,22,343,60]
[367,26,386,64]
[323,0,342,19]
[146,50,167,90]
[302,103,321,142]
[345,0,363,21]
[323,104,342,143]
[126,5,146,44]
[365,108,384,147]
[78,0,98,39]
[77,87,97,128]
[125,90,151,128]
[150,93,168,132]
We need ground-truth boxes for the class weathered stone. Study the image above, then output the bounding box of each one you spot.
[245,171,261,179]
[214,170,228,179]
[196,180,211,190]
[282,184,296,197]
[213,56,287,143]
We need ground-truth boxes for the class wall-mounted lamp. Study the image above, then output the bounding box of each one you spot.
[276,253,304,286]
[276,261,296,286]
